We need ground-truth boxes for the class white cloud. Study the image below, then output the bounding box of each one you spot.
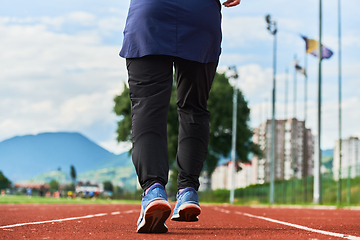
[1,0,359,155]
[0,119,21,134]
[40,16,65,29]
[60,94,106,125]
[216,63,273,104]
[222,16,271,48]
[0,15,128,148]
[98,17,125,32]
[237,64,273,99]
[31,101,53,112]
[66,11,96,25]
[219,53,260,67]
[98,139,132,155]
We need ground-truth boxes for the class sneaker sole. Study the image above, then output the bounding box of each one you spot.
[137,200,171,233]
[171,203,201,222]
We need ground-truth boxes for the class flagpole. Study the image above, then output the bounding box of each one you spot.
[337,0,342,205]
[303,48,308,203]
[304,54,308,125]
[283,68,289,203]
[285,68,289,122]
[314,0,323,205]
[292,54,297,204]
[270,24,277,205]
[229,66,238,204]
[293,54,297,121]
[265,14,277,204]
[265,98,268,121]
[260,101,262,127]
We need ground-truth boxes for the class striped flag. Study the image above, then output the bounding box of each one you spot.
[295,63,306,77]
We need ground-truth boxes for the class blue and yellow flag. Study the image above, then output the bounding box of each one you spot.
[301,36,333,59]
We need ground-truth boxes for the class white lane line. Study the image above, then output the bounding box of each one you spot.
[124,210,138,214]
[0,215,97,229]
[111,211,121,215]
[236,211,360,240]
[0,209,138,230]
[214,207,360,240]
[94,213,107,217]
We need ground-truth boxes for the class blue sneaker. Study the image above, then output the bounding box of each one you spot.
[171,187,201,222]
[137,183,171,233]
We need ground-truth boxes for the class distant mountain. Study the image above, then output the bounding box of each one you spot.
[322,149,334,158]
[0,132,133,182]
[322,149,333,171]
[19,170,69,185]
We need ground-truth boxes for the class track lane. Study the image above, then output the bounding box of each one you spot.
[1,204,360,239]
[213,206,360,240]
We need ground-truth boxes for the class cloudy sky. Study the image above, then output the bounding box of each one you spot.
[1,0,359,154]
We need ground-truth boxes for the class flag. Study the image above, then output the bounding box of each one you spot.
[301,35,333,59]
[295,63,306,77]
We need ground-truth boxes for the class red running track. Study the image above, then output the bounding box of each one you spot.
[1,203,360,239]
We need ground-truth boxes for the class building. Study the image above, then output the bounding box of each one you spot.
[333,137,360,180]
[252,118,314,184]
[211,161,253,190]
[75,181,104,196]
[210,118,314,189]
[211,163,228,190]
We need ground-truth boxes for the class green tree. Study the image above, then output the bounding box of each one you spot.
[70,165,76,184]
[113,185,124,196]
[113,72,260,186]
[64,183,75,192]
[103,181,114,192]
[49,179,59,192]
[113,84,132,143]
[0,170,11,189]
[206,73,261,175]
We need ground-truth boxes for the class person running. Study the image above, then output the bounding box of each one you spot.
[120,0,241,233]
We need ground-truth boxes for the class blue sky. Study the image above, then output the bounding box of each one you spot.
[1,0,359,153]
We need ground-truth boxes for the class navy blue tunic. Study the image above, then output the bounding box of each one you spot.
[120,0,222,63]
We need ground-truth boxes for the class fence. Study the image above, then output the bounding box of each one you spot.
[233,164,360,205]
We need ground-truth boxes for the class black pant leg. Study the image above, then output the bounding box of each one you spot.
[174,58,218,191]
[126,55,173,190]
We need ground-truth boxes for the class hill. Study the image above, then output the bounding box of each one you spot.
[322,149,333,158]
[321,149,334,171]
[0,132,133,182]
[78,165,138,190]
[19,165,138,190]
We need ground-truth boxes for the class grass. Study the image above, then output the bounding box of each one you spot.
[0,195,140,205]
